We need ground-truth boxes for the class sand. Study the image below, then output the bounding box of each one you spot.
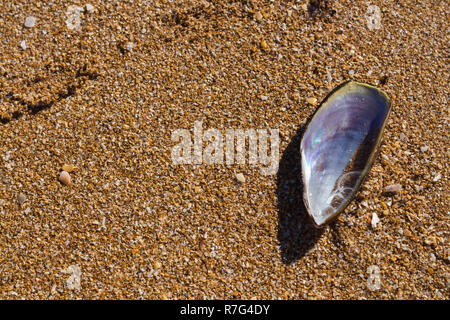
[0,0,448,299]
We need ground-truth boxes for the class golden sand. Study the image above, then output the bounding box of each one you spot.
[0,1,448,299]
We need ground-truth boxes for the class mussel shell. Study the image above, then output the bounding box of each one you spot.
[300,81,391,227]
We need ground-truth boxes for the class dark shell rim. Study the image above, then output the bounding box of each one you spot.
[300,80,392,228]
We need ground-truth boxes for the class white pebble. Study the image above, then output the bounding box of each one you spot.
[260,95,268,101]
[371,212,380,229]
[20,40,27,50]
[66,5,83,31]
[24,16,36,28]
[430,253,436,262]
[59,171,72,185]
[235,173,245,184]
[348,69,355,75]
[326,70,333,82]
[85,4,95,12]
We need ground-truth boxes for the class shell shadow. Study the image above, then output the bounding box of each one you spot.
[276,126,324,264]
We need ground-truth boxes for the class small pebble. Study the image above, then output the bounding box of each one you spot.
[260,95,268,101]
[24,16,36,28]
[420,145,429,152]
[307,97,317,105]
[326,69,333,82]
[348,69,355,76]
[20,40,27,50]
[59,171,72,185]
[66,5,83,31]
[17,193,27,205]
[432,173,441,182]
[384,184,402,195]
[85,4,95,12]
[371,212,380,229]
[235,173,245,184]
[254,11,263,22]
[260,39,269,50]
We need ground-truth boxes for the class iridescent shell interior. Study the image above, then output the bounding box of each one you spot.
[300,81,391,227]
